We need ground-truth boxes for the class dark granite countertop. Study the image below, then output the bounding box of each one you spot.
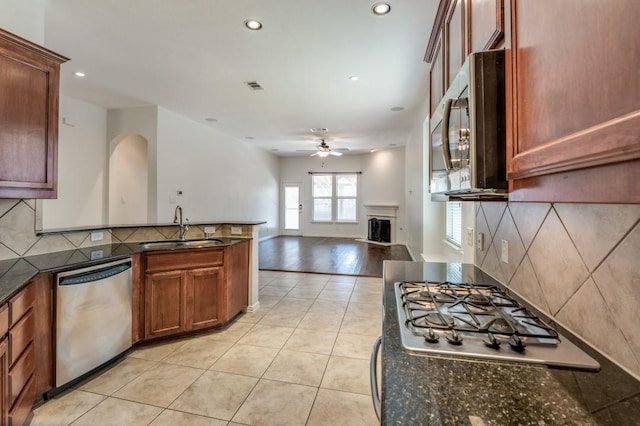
[36,221,266,235]
[0,237,250,304]
[381,261,640,425]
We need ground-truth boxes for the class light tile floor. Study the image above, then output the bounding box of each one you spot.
[30,271,382,426]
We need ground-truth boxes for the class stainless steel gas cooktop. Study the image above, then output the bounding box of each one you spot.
[395,280,600,371]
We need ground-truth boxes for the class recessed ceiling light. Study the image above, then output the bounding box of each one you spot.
[310,127,328,133]
[372,3,391,16]
[349,76,359,81]
[244,19,263,30]
[204,117,217,122]
[389,143,397,146]
[74,71,85,78]
[390,106,404,111]
[245,136,254,140]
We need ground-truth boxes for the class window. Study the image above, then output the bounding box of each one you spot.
[446,201,462,246]
[312,173,358,222]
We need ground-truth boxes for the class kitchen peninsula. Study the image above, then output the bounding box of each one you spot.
[0,220,262,425]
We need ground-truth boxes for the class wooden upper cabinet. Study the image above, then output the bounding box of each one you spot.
[0,29,68,199]
[429,35,444,115]
[507,0,640,202]
[445,0,467,87]
[469,0,504,52]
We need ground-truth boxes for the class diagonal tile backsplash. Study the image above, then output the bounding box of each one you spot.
[477,201,640,379]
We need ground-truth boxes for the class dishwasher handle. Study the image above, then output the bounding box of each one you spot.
[59,261,131,286]
[370,336,382,422]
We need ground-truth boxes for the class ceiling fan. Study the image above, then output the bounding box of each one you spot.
[299,140,349,157]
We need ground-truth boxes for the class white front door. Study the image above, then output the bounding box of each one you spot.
[282,183,302,236]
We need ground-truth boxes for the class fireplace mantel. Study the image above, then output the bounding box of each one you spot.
[363,204,398,217]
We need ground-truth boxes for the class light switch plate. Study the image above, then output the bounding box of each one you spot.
[231,226,242,235]
[90,231,103,242]
[466,228,474,247]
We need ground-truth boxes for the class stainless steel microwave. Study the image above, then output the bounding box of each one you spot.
[429,50,507,201]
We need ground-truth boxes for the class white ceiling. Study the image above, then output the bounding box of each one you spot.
[44,0,437,156]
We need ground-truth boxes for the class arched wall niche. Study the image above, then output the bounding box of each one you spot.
[108,133,149,225]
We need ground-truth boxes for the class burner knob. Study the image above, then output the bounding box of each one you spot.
[423,328,440,344]
[483,333,501,350]
[446,330,463,346]
[508,335,526,353]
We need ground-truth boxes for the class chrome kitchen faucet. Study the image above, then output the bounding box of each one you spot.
[173,205,189,240]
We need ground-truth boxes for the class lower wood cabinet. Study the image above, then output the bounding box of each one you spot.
[0,282,37,426]
[144,266,224,339]
[0,337,8,426]
[143,248,228,341]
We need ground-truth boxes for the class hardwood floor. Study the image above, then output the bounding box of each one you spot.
[259,236,413,277]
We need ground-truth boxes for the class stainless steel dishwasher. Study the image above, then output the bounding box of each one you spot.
[55,258,133,390]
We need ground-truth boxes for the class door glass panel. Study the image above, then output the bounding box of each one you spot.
[284,186,300,230]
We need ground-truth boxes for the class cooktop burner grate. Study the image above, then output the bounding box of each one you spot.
[400,280,559,344]
[394,280,600,371]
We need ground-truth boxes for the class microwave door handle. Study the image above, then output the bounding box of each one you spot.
[441,98,454,170]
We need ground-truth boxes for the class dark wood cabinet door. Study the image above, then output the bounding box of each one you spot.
[429,35,445,115]
[144,271,187,339]
[187,267,222,330]
[225,241,249,321]
[470,0,504,52]
[507,0,640,202]
[0,338,8,426]
[0,29,68,199]
[445,0,467,87]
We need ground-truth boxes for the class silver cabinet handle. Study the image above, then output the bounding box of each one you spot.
[370,336,382,422]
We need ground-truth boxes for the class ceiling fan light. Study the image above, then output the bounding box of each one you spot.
[317,151,330,158]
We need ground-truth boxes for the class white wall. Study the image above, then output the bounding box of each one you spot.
[0,0,45,44]
[39,96,108,229]
[280,150,406,240]
[155,107,279,239]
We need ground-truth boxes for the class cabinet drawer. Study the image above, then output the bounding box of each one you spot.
[0,304,8,338]
[9,309,34,366]
[9,284,35,327]
[9,343,33,408]
[145,248,224,272]
[8,374,34,426]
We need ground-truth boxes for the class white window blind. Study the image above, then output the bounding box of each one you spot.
[446,201,462,247]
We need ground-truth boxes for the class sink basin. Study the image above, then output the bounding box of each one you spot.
[140,239,224,250]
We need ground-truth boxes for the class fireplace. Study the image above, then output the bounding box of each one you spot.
[363,204,398,244]
[368,218,391,243]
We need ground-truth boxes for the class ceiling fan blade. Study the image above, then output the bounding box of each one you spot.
[333,148,349,153]
[329,151,343,156]
[310,152,319,157]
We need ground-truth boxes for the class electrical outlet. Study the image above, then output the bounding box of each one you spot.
[231,226,242,235]
[90,249,104,260]
[204,226,216,234]
[501,239,509,263]
[466,228,474,247]
[90,231,103,242]
[476,232,484,251]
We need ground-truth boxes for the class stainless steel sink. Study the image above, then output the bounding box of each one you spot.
[139,238,224,250]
